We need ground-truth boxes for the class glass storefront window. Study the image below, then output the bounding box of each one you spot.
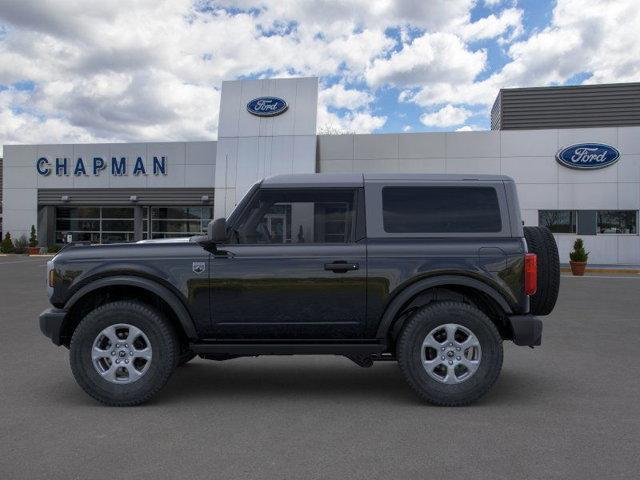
[55,207,135,244]
[597,211,638,234]
[148,206,213,239]
[539,210,577,233]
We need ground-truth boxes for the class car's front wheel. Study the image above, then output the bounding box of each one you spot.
[69,301,178,406]
[397,302,503,406]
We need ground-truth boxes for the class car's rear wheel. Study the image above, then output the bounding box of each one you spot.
[70,301,178,406]
[397,302,503,406]
[524,226,560,316]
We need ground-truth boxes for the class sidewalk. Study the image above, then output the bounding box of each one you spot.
[560,263,640,275]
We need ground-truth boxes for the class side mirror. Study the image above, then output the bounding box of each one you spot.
[208,218,227,243]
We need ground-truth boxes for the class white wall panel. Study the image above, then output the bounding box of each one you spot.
[317,135,354,160]
[354,134,398,160]
[4,166,37,189]
[618,236,640,264]
[319,159,353,173]
[396,157,446,173]
[617,154,640,183]
[445,157,500,174]
[617,182,640,209]
[398,133,446,159]
[558,183,619,209]
[445,131,500,158]
[618,127,640,155]
[558,128,619,149]
[516,184,559,210]
[500,157,558,184]
[500,129,558,157]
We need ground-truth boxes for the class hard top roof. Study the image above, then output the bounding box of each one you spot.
[261,173,512,188]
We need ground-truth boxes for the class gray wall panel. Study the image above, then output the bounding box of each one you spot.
[492,83,640,130]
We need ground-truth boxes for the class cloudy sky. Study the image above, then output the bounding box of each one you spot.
[0,0,638,153]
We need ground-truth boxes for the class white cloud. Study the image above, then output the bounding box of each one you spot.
[484,0,506,7]
[458,7,523,42]
[456,125,484,131]
[402,125,413,132]
[319,84,373,110]
[0,0,638,146]
[404,0,640,111]
[366,32,486,88]
[420,105,472,127]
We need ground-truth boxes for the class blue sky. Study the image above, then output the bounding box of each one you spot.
[0,0,637,150]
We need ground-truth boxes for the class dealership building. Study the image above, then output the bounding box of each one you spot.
[2,78,640,264]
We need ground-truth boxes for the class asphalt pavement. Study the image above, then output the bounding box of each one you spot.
[1,255,639,479]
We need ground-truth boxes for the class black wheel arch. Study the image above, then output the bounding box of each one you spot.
[376,275,514,343]
[60,275,198,346]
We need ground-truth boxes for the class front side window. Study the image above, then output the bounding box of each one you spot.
[597,210,637,234]
[232,189,355,244]
[539,210,577,233]
[382,186,502,234]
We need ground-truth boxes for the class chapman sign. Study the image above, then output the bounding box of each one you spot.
[36,156,168,177]
[246,97,288,117]
[556,143,620,170]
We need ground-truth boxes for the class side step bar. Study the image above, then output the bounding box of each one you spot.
[190,342,387,356]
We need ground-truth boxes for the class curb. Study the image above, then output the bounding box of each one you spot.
[560,267,640,275]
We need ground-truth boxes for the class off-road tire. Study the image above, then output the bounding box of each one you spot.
[524,226,560,316]
[397,302,503,406]
[70,301,178,406]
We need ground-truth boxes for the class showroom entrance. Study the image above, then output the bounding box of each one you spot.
[37,188,215,246]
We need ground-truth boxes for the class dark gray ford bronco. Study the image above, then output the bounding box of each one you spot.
[40,173,559,406]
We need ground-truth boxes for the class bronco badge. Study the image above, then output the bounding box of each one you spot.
[192,262,206,274]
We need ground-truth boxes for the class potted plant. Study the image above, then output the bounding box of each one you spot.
[569,238,589,276]
[1,232,15,253]
[28,225,39,255]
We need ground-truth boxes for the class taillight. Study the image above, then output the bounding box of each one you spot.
[524,253,537,296]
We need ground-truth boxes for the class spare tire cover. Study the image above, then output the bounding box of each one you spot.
[523,226,560,316]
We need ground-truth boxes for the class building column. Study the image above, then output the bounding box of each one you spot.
[133,206,144,241]
[37,205,56,247]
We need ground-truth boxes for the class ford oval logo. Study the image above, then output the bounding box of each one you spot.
[247,97,288,117]
[556,143,620,170]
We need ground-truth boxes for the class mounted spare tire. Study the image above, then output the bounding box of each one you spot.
[523,226,560,316]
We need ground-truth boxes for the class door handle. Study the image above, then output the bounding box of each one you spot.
[324,261,359,273]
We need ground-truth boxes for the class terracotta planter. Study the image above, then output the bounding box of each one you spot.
[28,246,40,255]
[570,261,587,276]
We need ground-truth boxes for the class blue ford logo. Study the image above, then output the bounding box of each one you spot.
[247,97,288,117]
[556,143,620,170]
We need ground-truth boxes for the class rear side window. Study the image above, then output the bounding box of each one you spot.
[382,186,502,233]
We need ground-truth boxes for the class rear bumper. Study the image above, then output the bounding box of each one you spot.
[39,308,67,346]
[508,314,542,346]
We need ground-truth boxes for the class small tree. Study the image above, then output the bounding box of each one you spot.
[13,234,28,254]
[1,232,15,253]
[29,225,38,248]
[569,238,589,262]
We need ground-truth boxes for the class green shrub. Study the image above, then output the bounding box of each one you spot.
[569,238,589,262]
[1,233,15,253]
[13,235,29,254]
[29,225,38,248]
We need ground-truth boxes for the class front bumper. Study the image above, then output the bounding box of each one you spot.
[39,308,67,346]
[508,314,542,347]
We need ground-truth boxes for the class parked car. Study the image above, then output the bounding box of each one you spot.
[39,173,559,406]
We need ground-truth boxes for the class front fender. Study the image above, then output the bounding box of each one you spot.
[64,275,198,340]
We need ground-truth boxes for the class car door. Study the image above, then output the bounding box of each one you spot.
[209,187,367,339]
